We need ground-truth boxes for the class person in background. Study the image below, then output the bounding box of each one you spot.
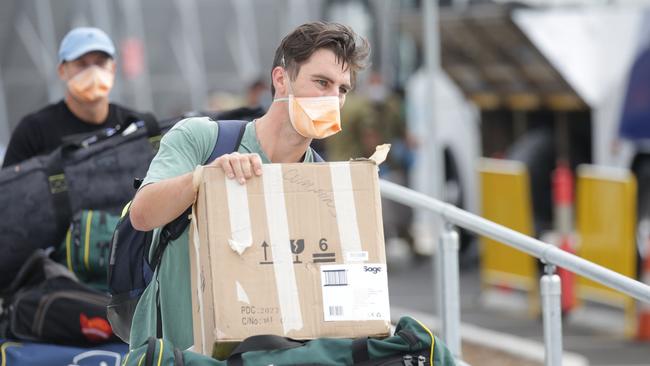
[2,27,151,168]
[244,78,271,111]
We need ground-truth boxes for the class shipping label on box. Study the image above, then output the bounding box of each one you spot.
[320,263,390,322]
[189,160,391,355]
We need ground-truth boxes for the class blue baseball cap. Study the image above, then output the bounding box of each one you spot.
[58,27,115,63]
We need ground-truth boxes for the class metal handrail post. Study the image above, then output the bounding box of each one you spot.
[541,264,563,366]
[439,225,462,357]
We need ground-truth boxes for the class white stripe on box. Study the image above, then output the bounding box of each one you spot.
[191,218,207,355]
[329,163,362,262]
[262,164,303,334]
[225,176,253,254]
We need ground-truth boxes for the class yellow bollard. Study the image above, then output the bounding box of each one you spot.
[575,164,637,337]
[479,158,539,315]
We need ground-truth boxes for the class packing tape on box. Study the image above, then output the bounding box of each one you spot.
[262,164,304,334]
[191,216,207,354]
[225,177,253,255]
[329,162,363,262]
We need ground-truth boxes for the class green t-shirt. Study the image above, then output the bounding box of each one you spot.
[129,117,315,350]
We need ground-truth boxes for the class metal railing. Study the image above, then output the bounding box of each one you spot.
[379,179,650,366]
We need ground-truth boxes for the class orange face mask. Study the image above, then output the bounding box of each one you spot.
[67,65,114,103]
[275,72,342,139]
[278,95,341,139]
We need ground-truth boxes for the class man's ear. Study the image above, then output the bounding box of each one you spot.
[57,63,67,81]
[271,66,288,97]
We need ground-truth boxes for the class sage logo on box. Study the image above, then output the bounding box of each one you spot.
[363,265,382,274]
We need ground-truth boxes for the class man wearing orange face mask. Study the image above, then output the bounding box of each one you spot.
[2,27,149,167]
[126,22,369,349]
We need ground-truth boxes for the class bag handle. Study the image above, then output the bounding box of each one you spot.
[227,334,305,366]
[173,347,185,366]
[59,113,159,151]
[144,337,157,366]
[352,337,370,363]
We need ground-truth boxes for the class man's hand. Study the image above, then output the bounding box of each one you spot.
[210,152,263,184]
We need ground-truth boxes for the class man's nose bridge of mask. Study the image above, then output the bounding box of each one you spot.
[70,66,104,89]
[67,65,114,102]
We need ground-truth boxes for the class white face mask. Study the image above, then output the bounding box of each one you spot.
[274,71,342,139]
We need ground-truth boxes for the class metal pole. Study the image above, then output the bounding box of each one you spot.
[423,0,445,321]
[35,0,60,103]
[0,66,10,161]
[435,230,444,344]
[90,0,122,103]
[119,0,154,111]
[15,14,59,103]
[439,225,462,357]
[175,0,208,111]
[541,264,563,366]
[378,0,395,84]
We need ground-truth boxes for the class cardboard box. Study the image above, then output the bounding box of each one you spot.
[189,157,391,355]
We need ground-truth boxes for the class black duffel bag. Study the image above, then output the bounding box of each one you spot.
[0,113,164,291]
[0,249,119,345]
[0,107,265,292]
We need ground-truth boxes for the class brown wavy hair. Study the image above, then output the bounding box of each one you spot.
[270,21,370,96]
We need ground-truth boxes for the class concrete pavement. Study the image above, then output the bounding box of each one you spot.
[387,254,650,366]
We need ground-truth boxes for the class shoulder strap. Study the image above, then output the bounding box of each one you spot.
[150,120,248,269]
[206,120,248,164]
[46,149,72,244]
[211,119,319,163]
[139,113,161,139]
[138,113,162,151]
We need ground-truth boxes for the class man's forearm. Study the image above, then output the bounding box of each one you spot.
[129,172,196,231]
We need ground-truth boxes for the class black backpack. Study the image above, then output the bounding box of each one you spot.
[0,249,118,346]
[106,120,248,343]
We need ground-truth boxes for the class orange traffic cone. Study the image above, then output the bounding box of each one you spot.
[637,243,650,340]
[558,236,577,313]
[552,161,577,313]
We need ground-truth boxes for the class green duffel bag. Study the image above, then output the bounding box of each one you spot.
[55,209,120,291]
[123,316,456,366]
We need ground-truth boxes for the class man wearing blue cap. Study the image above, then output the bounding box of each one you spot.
[2,27,150,167]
